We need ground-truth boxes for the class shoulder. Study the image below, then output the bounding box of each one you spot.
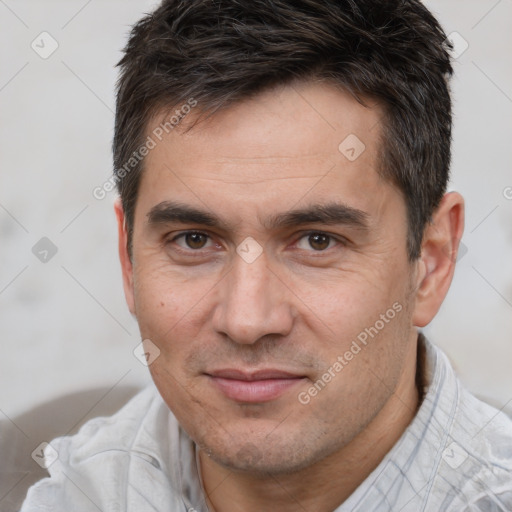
[410,338,512,510]
[456,387,512,462]
[429,354,512,510]
[20,384,183,512]
[444,387,512,509]
[61,384,166,455]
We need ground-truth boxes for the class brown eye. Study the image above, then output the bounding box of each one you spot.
[308,233,331,251]
[184,232,209,249]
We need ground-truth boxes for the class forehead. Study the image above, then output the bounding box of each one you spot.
[137,81,402,229]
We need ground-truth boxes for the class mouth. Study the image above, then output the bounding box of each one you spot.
[205,369,307,403]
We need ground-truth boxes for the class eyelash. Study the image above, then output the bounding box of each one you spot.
[167,231,217,255]
[167,230,346,254]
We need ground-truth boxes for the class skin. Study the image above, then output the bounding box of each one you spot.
[115,80,464,511]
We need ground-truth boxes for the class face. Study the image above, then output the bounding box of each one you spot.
[119,81,421,474]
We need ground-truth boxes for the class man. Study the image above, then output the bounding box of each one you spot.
[22,0,512,510]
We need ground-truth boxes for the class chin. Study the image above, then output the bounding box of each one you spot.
[198,428,338,476]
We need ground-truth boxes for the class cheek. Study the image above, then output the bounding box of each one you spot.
[131,264,214,413]
[132,247,214,315]
[298,297,413,435]
[131,261,206,350]
[293,270,405,343]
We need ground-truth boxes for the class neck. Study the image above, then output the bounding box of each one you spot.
[199,338,420,512]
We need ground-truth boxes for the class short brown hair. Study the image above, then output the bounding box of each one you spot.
[114,0,454,259]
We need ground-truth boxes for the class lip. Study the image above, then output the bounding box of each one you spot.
[206,369,306,403]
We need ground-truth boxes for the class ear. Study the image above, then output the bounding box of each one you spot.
[114,198,136,316]
[412,192,465,327]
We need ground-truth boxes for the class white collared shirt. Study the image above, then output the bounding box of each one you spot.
[21,337,512,511]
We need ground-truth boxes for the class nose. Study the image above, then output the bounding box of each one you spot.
[212,250,295,345]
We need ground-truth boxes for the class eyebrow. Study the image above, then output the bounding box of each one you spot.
[146,200,369,231]
[147,201,218,227]
[266,202,369,230]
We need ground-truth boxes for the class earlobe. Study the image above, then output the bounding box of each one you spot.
[114,198,136,316]
[412,192,465,327]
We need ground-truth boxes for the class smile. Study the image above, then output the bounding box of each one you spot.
[206,369,306,403]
